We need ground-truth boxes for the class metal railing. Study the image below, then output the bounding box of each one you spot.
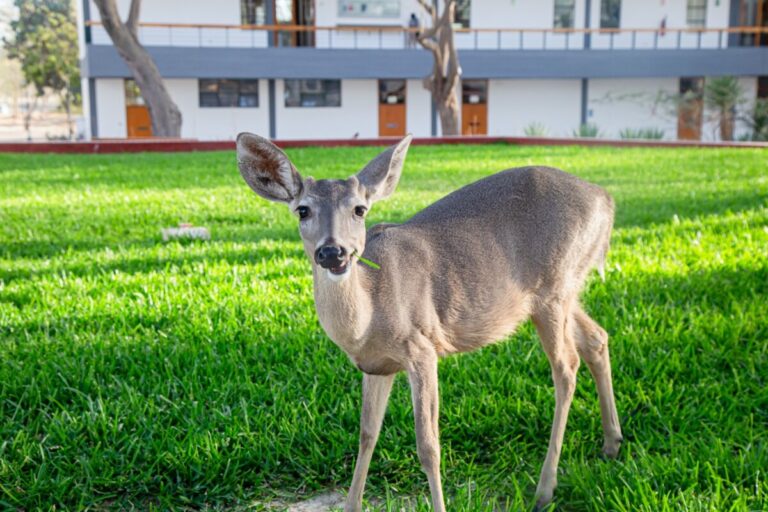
[86,21,768,51]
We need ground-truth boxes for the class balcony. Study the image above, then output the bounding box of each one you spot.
[87,22,768,51]
[83,22,768,81]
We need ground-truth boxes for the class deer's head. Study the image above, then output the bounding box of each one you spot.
[236,133,412,282]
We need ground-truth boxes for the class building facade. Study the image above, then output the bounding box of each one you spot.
[77,0,768,141]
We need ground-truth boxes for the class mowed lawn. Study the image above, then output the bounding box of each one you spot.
[0,144,766,511]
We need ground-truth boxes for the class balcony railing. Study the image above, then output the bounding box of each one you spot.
[86,21,768,51]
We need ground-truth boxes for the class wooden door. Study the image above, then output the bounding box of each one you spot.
[126,105,153,138]
[379,80,406,137]
[462,80,488,136]
[678,77,703,141]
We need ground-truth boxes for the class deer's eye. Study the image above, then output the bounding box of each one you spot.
[297,206,310,219]
[354,205,367,218]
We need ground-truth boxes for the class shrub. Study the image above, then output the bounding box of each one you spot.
[619,127,665,140]
[523,122,549,137]
[572,123,601,138]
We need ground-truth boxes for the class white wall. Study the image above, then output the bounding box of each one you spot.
[275,79,378,139]
[588,78,678,139]
[88,0,268,48]
[590,0,731,49]
[488,79,582,137]
[165,79,270,140]
[466,0,587,49]
[95,79,126,138]
[406,79,432,137]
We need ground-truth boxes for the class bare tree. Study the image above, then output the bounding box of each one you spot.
[416,0,461,136]
[92,0,182,137]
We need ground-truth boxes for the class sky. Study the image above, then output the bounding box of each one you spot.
[0,0,17,42]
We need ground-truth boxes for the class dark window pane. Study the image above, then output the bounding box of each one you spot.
[462,80,487,104]
[379,79,406,104]
[285,79,342,108]
[455,0,470,28]
[241,0,265,25]
[600,0,621,29]
[554,0,575,29]
[686,0,707,28]
[199,79,258,108]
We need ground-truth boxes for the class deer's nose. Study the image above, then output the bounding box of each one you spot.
[315,245,346,268]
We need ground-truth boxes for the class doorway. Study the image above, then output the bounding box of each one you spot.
[678,77,704,141]
[125,79,152,138]
[461,80,487,136]
[274,0,315,47]
[379,80,406,137]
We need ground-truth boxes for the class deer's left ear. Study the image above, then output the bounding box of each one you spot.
[236,132,303,204]
[356,134,412,202]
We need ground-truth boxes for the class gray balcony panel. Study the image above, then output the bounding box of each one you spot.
[84,45,768,80]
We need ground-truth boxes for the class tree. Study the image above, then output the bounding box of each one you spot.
[3,0,80,140]
[704,76,743,141]
[92,0,182,137]
[416,0,461,136]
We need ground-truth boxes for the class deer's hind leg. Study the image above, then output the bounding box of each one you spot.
[571,304,623,458]
[532,299,580,509]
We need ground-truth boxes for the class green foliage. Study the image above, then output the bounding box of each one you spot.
[572,123,601,138]
[619,127,666,140]
[703,76,743,113]
[523,122,549,137]
[0,146,766,510]
[3,0,80,104]
[744,98,768,141]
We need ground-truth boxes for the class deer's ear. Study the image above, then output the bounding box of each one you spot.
[356,134,412,202]
[236,132,303,203]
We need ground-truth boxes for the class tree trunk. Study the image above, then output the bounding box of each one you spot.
[64,90,73,140]
[720,107,734,141]
[92,0,182,137]
[417,1,461,136]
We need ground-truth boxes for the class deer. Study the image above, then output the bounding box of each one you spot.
[236,133,623,511]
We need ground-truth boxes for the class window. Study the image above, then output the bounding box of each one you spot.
[686,0,707,28]
[554,0,576,29]
[600,0,621,29]
[455,0,470,28]
[379,80,406,105]
[199,80,259,108]
[241,0,266,25]
[338,0,400,18]
[462,80,487,105]
[284,80,341,107]
[124,80,145,106]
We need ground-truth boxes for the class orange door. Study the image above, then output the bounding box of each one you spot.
[462,104,487,136]
[461,80,488,136]
[677,77,703,141]
[379,80,406,137]
[126,105,153,138]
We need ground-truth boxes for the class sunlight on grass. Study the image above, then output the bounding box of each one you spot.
[0,145,766,510]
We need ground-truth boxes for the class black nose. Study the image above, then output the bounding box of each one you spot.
[315,245,346,268]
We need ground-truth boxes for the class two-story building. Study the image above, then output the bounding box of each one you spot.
[77,0,768,141]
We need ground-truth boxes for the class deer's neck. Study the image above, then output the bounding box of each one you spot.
[312,263,373,355]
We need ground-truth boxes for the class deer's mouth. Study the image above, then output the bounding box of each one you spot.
[328,261,349,275]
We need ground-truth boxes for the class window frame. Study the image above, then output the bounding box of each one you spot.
[284,79,342,108]
[454,0,471,29]
[198,79,260,108]
[686,0,707,28]
[553,0,576,29]
[240,0,266,25]
[600,0,621,29]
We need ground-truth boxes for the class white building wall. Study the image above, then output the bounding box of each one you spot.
[406,79,432,137]
[487,79,582,137]
[590,0,731,49]
[88,0,268,48]
[95,79,126,138]
[467,0,587,49]
[275,79,378,139]
[587,78,679,139]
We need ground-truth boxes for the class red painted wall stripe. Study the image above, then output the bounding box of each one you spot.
[0,136,766,154]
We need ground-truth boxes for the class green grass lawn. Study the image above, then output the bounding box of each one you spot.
[1,144,766,511]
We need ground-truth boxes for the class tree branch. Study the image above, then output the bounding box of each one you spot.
[415,0,435,18]
[126,0,141,37]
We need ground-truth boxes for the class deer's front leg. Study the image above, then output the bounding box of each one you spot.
[345,372,395,512]
[407,352,446,512]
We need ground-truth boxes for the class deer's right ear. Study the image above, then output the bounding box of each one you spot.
[236,132,303,204]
